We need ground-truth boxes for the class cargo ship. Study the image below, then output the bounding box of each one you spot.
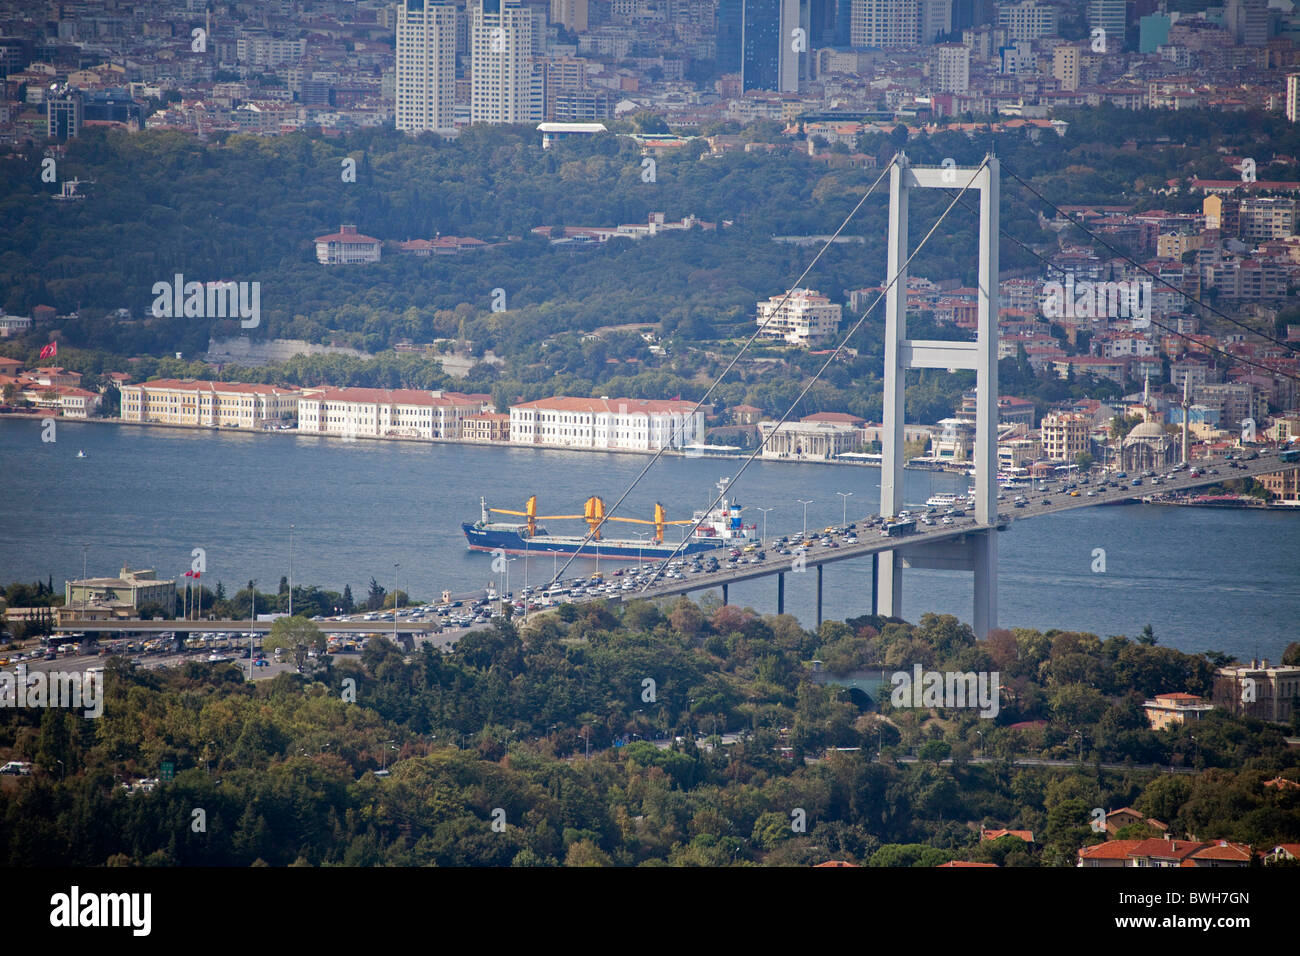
[463,478,754,560]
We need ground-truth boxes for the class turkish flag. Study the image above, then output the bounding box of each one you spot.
[39,341,57,359]
[193,571,201,579]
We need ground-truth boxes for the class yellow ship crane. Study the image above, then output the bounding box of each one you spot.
[488,495,584,537]
[605,503,694,543]
[487,497,692,543]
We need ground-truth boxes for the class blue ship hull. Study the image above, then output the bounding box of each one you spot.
[462,523,732,560]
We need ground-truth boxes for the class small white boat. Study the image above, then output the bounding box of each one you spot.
[75,450,87,458]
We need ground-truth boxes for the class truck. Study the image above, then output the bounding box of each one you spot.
[880,518,917,537]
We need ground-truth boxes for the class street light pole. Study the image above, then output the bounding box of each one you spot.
[288,524,294,617]
[836,491,853,528]
[393,562,399,644]
[797,499,813,538]
[756,507,773,547]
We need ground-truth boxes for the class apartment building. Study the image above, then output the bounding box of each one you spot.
[296,387,490,439]
[395,0,457,133]
[471,0,542,124]
[119,379,301,428]
[1238,198,1297,242]
[756,288,843,345]
[1039,411,1091,462]
[509,397,703,451]
[851,0,920,49]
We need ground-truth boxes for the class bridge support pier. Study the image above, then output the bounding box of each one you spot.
[721,583,728,606]
[777,572,785,615]
[877,530,998,637]
[816,564,823,629]
[870,553,878,616]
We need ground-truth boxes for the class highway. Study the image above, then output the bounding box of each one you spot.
[625,449,1300,604]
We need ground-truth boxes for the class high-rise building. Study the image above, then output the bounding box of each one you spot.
[1052,42,1081,90]
[46,87,83,139]
[396,0,457,133]
[550,0,589,32]
[718,0,745,72]
[951,0,991,31]
[471,0,542,124]
[851,0,920,48]
[920,0,953,42]
[1225,0,1268,47]
[930,41,969,92]
[742,0,801,92]
[1087,0,1125,49]
[835,0,854,44]
[996,0,1056,41]
[1287,74,1300,124]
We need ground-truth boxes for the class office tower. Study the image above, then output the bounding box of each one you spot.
[471,0,541,124]
[1225,0,1268,46]
[396,0,457,132]
[47,87,83,139]
[1287,73,1300,124]
[996,0,1056,41]
[550,0,588,32]
[741,0,801,92]
[920,0,952,42]
[1087,0,1125,48]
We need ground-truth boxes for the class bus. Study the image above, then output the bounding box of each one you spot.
[1279,448,1300,463]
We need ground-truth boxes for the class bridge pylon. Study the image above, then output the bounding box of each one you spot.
[876,153,1000,637]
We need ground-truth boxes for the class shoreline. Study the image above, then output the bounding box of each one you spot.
[2,412,975,475]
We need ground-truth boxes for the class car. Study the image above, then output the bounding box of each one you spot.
[253,658,270,667]
[0,761,32,776]
[1070,490,1080,496]
[1042,498,1052,505]
[941,516,954,525]
[1086,490,1097,497]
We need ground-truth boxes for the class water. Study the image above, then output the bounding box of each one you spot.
[4,419,1298,659]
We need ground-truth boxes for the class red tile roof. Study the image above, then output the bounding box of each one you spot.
[512,396,698,414]
[1078,840,1146,861]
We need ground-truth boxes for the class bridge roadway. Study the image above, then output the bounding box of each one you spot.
[57,451,1298,637]
[56,619,439,636]
[621,450,1300,618]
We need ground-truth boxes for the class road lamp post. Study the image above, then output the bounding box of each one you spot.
[248,579,256,681]
[81,543,88,621]
[288,524,294,617]
[633,531,649,565]
[797,499,813,538]
[393,562,399,644]
[755,507,773,547]
[836,491,853,528]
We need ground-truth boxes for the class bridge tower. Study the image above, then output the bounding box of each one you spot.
[876,153,1000,638]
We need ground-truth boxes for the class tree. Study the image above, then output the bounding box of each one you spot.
[366,577,386,611]
[264,616,326,672]
[1138,624,1157,646]
[342,584,355,613]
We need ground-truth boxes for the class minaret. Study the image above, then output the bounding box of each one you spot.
[1180,376,1190,464]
